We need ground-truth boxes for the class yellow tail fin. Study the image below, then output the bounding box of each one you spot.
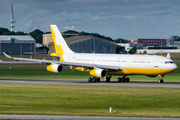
[50,25,74,61]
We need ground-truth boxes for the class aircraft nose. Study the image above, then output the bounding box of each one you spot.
[173,63,178,70]
[170,63,177,71]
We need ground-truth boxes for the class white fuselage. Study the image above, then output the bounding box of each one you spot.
[63,53,177,76]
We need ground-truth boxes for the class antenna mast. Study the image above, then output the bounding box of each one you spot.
[8,2,16,32]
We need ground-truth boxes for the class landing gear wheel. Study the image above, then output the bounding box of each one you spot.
[117,77,122,82]
[96,78,100,82]
[122,77,125,82]
[158,75,164,83]
[92,77,97,83]
[88,77,92,83]
[106,77,110,82]
[125,77,130,82]
[158,79,163,83]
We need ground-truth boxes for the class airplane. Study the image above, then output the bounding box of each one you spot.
[3,25,177,83]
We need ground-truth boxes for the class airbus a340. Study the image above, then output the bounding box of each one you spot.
[3,25,177,83]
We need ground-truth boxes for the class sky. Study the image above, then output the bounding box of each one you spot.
[0,0,180,40]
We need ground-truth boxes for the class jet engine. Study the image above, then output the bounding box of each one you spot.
[46,63,63,73]
[90,68,107,77]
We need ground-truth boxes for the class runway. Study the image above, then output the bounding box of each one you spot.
[0,78,180,88]
[0,115,180,120]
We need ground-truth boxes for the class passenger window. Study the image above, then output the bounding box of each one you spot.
[170,61,174,64]
[165,61,174,64]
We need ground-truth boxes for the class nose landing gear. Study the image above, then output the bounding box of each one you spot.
[103,76,111,82]
[158,75,164,83]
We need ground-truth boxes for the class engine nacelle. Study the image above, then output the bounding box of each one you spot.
[90,68,107,77]
[46,63,63,73]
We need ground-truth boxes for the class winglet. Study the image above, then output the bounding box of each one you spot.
[166,53,171,59]
[3,52,12,59]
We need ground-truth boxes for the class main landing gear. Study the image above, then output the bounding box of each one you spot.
[117,76,130,82]
[88,76,130,83]
[88,77,100,83]
[158,75,164,83]
[104,76,111,82]
[104,76,130,82]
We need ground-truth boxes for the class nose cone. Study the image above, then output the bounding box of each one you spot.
[162,63,177,75]
[172,63,178,70]
[168,63,177,73]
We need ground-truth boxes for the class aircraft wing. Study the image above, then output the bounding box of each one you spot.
[3,52,52,63]
[54,61,125,71]
[3,52,125,71]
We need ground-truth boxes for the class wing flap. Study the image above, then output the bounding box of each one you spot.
[95,64,125,70]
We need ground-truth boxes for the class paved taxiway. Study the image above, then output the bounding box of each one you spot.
[0,78,180,88]
[0,115,180,120]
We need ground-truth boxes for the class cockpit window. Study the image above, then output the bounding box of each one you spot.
[165,61,174,64]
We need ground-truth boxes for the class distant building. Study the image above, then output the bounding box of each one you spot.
[131,38,166,47]
[36,46,48,54]
[66,36,116,53]
[43,34,116,54]
[117,43,143,52]
[43,34,53,47]
[0,35,35,55]
[43,34,78,47]
[166,36,180,48]
[116,43,130,51]
[174,41,180,48]
[116,46,125,54]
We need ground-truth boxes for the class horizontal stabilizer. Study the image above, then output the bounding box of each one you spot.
[50,53,60,58]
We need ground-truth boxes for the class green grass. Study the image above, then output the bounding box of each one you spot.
[0,64,180,82]
[0,64,90,80]
[0,84,180,118]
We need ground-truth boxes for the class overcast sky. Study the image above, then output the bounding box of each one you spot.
[1,0,180,40]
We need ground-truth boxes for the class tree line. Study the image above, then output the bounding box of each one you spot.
[63,30,129,43]
[0,27,129,44]
[0,27,49,43]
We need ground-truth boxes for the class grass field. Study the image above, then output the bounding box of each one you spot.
[0,63,180,82]
[0,84,180,118]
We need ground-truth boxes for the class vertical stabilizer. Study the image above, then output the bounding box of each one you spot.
[50,25,74,61]
[166,53,171,59]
